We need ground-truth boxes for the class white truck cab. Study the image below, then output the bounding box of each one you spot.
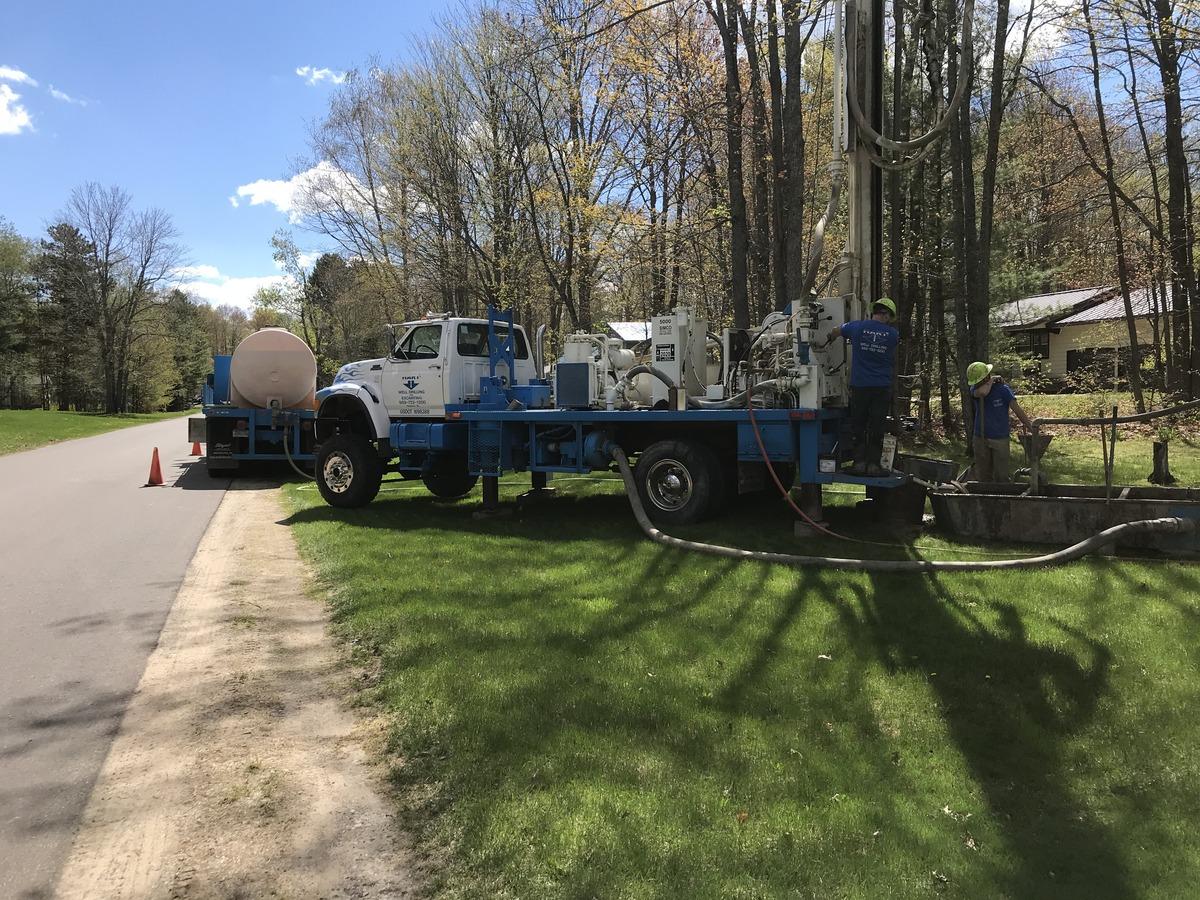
[329,314,538,422]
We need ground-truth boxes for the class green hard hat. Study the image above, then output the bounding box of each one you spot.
[966,361,994,385]
[873,297,897,317]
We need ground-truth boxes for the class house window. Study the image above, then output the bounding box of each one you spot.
[1068,345,1161,379]
[1066,347,1115,375]
[1027,330,1050,360]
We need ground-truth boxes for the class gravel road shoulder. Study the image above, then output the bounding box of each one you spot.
[54,482,418,899]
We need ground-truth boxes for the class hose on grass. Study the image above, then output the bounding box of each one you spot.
[609,445,1194,572]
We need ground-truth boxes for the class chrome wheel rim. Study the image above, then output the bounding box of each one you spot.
[323,451,354,494]
[646,458,693,512]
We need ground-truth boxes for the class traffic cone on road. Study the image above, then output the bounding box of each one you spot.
[146,447,164,486]
[190,441,202,456]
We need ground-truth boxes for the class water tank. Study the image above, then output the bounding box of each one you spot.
[229,328,317,410]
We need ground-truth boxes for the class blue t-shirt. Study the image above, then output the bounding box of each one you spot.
[842,319,899,388]
[971,382,1016,439]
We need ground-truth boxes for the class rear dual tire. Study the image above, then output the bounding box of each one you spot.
[634,440,725,526]
[422,457,478,499]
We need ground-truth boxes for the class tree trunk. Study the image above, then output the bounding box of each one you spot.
[710,1,751,328]
[781,0,807,311]
[766,0,788,313]
[1150,0,1196,396]
[740,2,772,325]
[1083,0,1145,412]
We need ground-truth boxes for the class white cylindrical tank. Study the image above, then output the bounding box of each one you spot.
[229,328,317,410]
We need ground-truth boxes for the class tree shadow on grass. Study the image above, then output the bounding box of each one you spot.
[281,480,1180,896]
[830,567,1123,897]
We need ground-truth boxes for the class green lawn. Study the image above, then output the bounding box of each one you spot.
[1018,392,1140,420]
[0,408,195,455]
[914,432,1200,487]
[282,441,1200,899]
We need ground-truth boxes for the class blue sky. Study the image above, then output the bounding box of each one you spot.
[0,0,450,309]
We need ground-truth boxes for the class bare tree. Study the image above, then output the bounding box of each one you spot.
[65,184,183,413]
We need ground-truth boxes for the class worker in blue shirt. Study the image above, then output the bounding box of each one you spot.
[825,298,899,475]
[966,360,1032,482]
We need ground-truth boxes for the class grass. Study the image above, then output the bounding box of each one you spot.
[0,408,195,455]
[1017,392,1141,420]
[281,436,1200,899]
[912,432,1200,487]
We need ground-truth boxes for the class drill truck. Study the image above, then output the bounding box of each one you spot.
[312,303,915,525]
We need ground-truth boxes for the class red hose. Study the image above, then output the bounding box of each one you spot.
[745,400,849,540]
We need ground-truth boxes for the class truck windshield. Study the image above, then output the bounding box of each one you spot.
[457,323,529,359]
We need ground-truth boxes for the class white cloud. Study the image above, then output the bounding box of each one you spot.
[48,85,86,106]
[175,264,287,312]
[175,264,223,280]
[0,84,32,135]
[235,173,304,218]
[0,66,37,86]
[295,65,346,86]
[228,195,239,208]
[232,161,367,224]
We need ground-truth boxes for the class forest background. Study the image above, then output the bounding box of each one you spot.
[1,0,1195,434]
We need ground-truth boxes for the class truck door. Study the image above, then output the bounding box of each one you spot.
[383,322,445,418]
[450,323,532,403]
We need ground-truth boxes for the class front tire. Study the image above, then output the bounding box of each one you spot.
[422,456,478,499]
[316,434,383,508]
[634,440,722,525]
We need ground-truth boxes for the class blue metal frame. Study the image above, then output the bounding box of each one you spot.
[450,406,903,487]
[202,405,316,462]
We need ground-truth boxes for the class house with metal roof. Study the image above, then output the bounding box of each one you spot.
[606,321,651,348]
[997,285,1171,381]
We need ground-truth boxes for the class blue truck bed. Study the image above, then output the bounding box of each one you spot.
[383,405,902,489]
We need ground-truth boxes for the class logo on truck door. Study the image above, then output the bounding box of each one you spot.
[395,373,430,416]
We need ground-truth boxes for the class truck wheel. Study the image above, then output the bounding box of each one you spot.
[634,440,722,525]
[316,434,383,508]
[422,457,478,499]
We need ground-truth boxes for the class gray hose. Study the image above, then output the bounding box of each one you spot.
[610,446,1193,572]
[801,173,845,297]
[281,414,316,481]
[845,0,975,154]
[688,378,794,410]
[619,364,677,393]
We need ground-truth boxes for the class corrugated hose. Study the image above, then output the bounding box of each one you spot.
[608,445,1193,572]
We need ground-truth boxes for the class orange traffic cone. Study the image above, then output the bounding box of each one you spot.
[146,447,164,486]
[190,441,202,456]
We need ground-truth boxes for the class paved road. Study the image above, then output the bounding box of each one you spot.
[0,418,227,899]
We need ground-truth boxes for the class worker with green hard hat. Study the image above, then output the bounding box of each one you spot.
[824,297,900,475]
[967,360,1032,482]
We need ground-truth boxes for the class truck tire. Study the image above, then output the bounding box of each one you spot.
[422,457,478,499]
[634,439,723,526]
[316,434,383,508]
